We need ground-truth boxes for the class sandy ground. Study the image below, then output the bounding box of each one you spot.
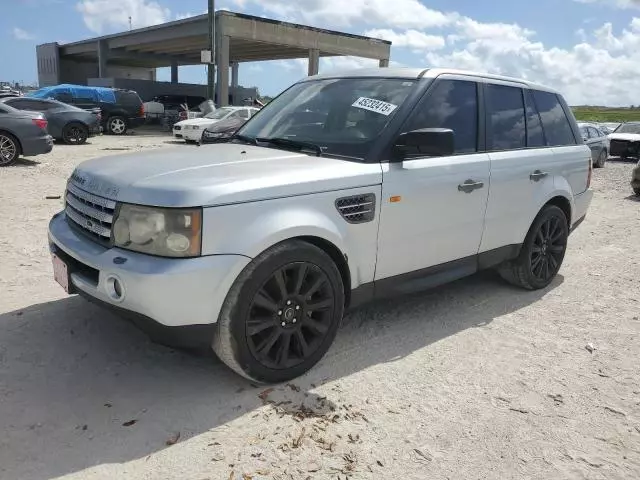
[0,133,639,480]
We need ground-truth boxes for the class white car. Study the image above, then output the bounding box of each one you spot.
[48,68,593,383]
[607,122,640,160]
[173,106,259,142]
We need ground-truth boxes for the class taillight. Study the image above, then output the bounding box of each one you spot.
[587,157,593,189]
[139,104,145,117]
[32,118,48,130]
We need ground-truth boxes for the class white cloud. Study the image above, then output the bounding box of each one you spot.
[12,27,35,41]
[363,29,445,50]
[574,0,640,8]
[76,0,170,33]
[240,0,456,29]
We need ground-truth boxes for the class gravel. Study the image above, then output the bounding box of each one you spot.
[0,135,639,480]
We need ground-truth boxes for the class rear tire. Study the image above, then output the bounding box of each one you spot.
[212,240,345,383]
[62,123,89,145]
[595,149,607,168]
[107,116,127,135]
[634,188,640,196]
[498,205,569,290]
[0,132,20,166]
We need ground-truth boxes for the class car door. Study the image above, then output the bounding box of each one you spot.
[581,126,599,162]
[588,126,605,156]
[479,82,557,254]
[375,77,491,284]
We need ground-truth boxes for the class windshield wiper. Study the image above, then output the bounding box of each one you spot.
[230,133,257,145]
[256,137,323,156]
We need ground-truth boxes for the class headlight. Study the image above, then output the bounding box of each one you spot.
[203,130,223,139]
[113,204,202,257]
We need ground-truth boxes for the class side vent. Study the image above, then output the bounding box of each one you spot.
[335,193,376,224]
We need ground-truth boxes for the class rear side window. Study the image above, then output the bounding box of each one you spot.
[588,127,601,138]
[486,84,525,151]
[117,91,142,105]
[531,90,577,146]
[405,79,478,154]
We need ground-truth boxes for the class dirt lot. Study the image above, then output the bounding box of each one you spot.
[0,134,639,480]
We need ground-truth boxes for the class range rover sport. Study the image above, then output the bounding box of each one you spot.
[48,68,593,383]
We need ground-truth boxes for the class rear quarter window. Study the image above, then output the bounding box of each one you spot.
[116,91,142,105]
[531,90,577,146]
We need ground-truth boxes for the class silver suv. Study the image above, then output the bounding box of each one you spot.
[48,68,593,382]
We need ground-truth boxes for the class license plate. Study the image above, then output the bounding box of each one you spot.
[52,254,70,293]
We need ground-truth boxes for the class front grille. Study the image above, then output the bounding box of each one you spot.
[335,193,376,224]
[65,182,115,245]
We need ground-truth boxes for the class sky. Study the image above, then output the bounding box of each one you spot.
[4,0,640,105]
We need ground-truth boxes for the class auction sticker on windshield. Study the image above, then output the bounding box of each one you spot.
[352,97,398,116]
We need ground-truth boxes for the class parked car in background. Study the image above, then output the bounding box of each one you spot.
[599,122,621,134]
[0,97,101,145]
[0,102,52,166]
[578,122,608,168]
[27,84,144,135]
[173,106,259,142]
[200,115,247,144]
[607,122,640,160]
[48,68,593,382]
[631,160,640,196]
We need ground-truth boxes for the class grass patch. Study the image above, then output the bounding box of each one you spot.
[571,106,640,123]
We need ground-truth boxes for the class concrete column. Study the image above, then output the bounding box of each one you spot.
[308,49,320,76]
[215,35,230,106]
[379,58,390,68]
[170,60,179,83]
[231,62,239,88]
[97,40,109,78]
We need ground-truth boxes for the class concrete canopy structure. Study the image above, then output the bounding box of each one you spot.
[37,11,392,105]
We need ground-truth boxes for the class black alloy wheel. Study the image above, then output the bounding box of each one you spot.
[212,240,344,383]
[498,204,568,290]
[529,214,567,283]
[246,262,335,370]
[62,124,88,145]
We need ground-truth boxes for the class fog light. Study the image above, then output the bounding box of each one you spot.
[105,275,125,302]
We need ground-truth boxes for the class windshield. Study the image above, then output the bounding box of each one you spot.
[234,77,417,159]
[614,123,640,134]
[205,107,234,119]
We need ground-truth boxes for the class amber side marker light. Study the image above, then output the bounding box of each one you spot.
[389,196,402,203]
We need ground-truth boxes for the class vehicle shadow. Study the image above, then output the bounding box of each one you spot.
[624,194,640,202]
[0,270,561,480]
[10,158,40,168]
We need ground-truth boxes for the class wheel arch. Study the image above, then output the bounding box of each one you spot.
[544,195,572,228]
[296,235,351,308]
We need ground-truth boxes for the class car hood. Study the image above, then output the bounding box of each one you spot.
[608,133,640,141]
[175,117,219,127]
[69,143,382,207]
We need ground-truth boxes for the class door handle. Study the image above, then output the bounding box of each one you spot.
[530,170,549,182]
[457,179,484,193]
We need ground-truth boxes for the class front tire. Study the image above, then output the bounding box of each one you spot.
[0,132,20,166]
[498,205,569,290]
[595,149,607,168]
[107,116,127,135]
[213,240,345,383]
[634,188,640,196]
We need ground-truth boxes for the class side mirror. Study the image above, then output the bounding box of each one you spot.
[393,128,454,159]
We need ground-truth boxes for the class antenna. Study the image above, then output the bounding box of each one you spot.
[128,16,132,30]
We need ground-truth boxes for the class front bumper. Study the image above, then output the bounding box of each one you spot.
[572,189,593,231]
[48,211,250,327]
[179,128,203,141]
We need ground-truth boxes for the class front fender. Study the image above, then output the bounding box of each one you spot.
[201,187,382,289]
